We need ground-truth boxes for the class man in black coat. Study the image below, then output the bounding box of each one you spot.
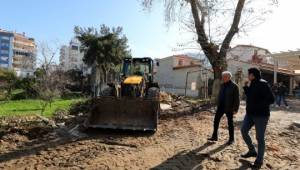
[208,71,240,145]
[276,82,289,108]
[241,68,275,168]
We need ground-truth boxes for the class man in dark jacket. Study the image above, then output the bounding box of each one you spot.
[208,71,240,145]
[276,82,289,108]
[241,68,275,168]
[271,83,279,105]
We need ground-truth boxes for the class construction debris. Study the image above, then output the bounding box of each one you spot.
[159,91,172,103]
[159,91,212,119]
[160,103,172,110]
[35,114,57,128]
[0,95,299,169]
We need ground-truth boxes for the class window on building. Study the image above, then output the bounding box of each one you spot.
[14,50,31,57]
[1,36,10,40]
[178,59,184,66]
[1,43,10,48]
[0,63,9,67]
[1,39,10,44]
[71,45,79,50]
[0,49,9,54]
[1,45,9,50]
[0,56,9,62]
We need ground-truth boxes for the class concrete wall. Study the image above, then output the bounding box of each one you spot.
[227,46,269,62]
[227,59,256,96]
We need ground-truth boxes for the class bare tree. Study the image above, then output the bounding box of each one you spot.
[142,0,277,98]
[35,42,65,115]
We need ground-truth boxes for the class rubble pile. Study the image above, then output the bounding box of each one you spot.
[68,99,92,116]
[0,116,55,146]
[159,91,212,119]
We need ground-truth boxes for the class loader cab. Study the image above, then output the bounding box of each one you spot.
[121,57,155,83]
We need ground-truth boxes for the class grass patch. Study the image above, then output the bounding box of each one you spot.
[0,98,85,117]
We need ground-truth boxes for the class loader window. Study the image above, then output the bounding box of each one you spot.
[122,61,150,76]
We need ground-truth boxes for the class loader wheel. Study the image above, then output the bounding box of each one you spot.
[101,87,114,96]
[147,87,160,100]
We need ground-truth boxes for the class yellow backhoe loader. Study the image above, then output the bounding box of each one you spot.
[84,57,160,131]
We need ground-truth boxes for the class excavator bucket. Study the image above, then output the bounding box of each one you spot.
[84,97,160,131]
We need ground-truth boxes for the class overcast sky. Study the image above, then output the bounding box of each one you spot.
[233,0,300,53]
[0,0,299,62]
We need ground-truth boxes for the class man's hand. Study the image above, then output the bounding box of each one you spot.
[244,81,250,87]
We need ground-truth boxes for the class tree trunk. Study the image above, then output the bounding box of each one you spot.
[99,69,103,93]
[91,64,102,97]
[101,66,108,84]
[211,57,227,103]
[189,0,245,102]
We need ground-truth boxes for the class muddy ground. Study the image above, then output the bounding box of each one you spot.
[0,100,299,170]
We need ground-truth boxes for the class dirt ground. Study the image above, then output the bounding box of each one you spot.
[0,100,299,170]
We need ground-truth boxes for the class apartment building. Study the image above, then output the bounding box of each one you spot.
[0,30,14,69]
[13,32,37,77]
[0,29,36,77]
[60,38,89,73]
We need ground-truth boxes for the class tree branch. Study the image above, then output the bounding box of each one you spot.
[219,0,246,56]
[189,0,214,63]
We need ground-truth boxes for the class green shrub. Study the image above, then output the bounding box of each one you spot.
[61,90,83,99]
[11,91,27,100]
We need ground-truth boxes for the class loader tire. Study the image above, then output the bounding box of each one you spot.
[147,87,160,100]
[101,87,114,97]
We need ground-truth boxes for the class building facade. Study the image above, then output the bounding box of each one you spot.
[0,29,36,77]
[0,30,14,69]
[60,45,69,70]
[13,33,37,77]
[60,38,89,73]
[226,45,299,95]
[156,55,213,97]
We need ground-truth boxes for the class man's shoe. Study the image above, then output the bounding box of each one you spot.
[241,151,257,158]
[226,140,234,145]
[251,161,263,169]
[207,136,218,141]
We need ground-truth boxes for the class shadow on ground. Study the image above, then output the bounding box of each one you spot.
[150,142,228,170]
[235,159,255,170]
[11,108,42,112]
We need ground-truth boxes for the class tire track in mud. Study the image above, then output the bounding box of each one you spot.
[0,112,208,170]
[1,106,299,170]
